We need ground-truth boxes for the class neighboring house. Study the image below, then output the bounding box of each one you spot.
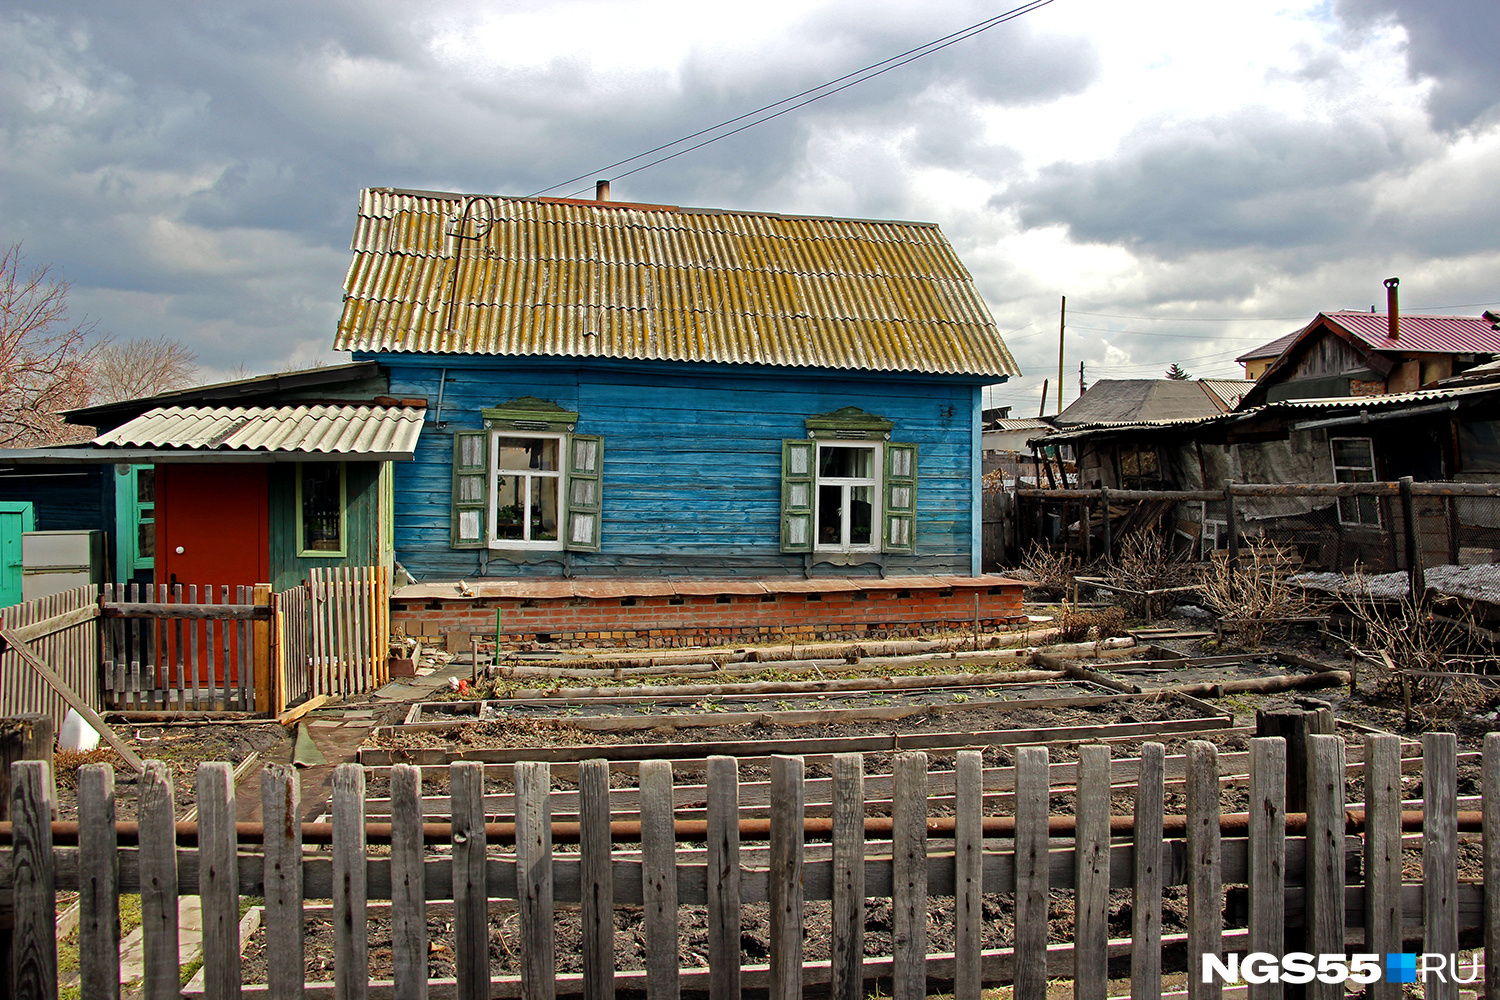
[1053,378,1251,429]
[1034,378,1500,569]
[333,187,1020,581]
[1239,307,1500,408]
[984,417,1055,456]
[1236,330,1301,380]
[0,363,422,594]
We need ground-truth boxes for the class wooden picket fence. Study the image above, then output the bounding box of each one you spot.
[0,586,100,727]
[307,565,390,699]
[4,730,1494,1000]
[100,583,265,712]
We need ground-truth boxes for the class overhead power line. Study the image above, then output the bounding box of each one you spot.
[531,0,1058,198]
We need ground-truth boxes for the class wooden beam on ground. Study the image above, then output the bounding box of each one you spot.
[277,695,329,728]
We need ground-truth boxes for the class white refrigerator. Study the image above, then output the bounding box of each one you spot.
[22,530,107,601]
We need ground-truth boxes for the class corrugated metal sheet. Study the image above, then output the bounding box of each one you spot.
[990,418,1054,431]
[1327,311,1500,354]
[1199,379,1255,410]
[93,405,425,456]
[333,188,1021,378]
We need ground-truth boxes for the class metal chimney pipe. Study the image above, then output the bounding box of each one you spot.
[595,180,610,202]
[1384,277,1400,340]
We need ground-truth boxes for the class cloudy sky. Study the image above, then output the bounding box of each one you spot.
[4,0,1499,412]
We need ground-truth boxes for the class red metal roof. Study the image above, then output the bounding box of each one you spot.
[1324,311,1500,354]
[1235,329,1302,363]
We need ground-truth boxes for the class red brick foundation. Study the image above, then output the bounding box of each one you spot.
[393,576,1026,650]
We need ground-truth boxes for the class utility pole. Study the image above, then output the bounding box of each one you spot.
[1038,379,1049,418]
[1079,360,1086,395]
[1057,295,1066,415]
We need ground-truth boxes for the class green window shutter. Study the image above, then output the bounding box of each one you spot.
[452,431,488,549]
[565,434,603,552]
[883,442,917,554]
[780,439,814,553]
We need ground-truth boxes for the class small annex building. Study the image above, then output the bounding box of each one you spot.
[333,186,1026,646]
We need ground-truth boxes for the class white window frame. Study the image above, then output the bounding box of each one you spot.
[489,430,566,550]
[1331,436,1381,527]
[814,441,883,553]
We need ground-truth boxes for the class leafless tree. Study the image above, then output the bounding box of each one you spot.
[90,335,199,404]
[0,242,101,447]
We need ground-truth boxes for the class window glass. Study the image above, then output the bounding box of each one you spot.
[495,438,558,472]
[494,475,526,540]
[136,468,155,504]
[849,484,874,544]
[138,518,155,559]
[820,445,874,478]
[529,476,559,541]
[301,464,343,552]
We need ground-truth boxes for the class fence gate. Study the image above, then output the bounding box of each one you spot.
[307,566,390,699]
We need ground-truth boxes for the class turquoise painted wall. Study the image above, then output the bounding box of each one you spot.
[365,355,992,580]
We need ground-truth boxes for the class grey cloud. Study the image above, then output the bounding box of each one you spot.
[1004,113,1415,254]
[1337,0,1500,130]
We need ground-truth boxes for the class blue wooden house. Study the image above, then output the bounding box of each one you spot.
[335,187,1019,581]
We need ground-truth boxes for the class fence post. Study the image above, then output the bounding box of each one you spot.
[891,751,929,1000]
[830,753,865,1000]
[1365,735,1403,1000]
[768,756,805,1000]
[1255,703,1332,814]
[1185,741,1221,1000]
[451,761,489,1000]
[0,715,54,993]
[253,583,272,713]
[1423,733,1458,1000]
[1483,733,1500,1000]
[8,759,55,1000]
[705,756,739,1000]
[1305,735,1346,1000]
[580,759,615,1000]
[1131,743,1165,1000]
[1399,476,1426,603]
[640,759,680,1000]
[1073,745,1110,1000]
[78,763,120,1000]
[515,761,555,1000]
[1014,746,1049,1000]
[1222,480,1239,574]
[1098,487,1112,562]
[1247,738,1285,1000]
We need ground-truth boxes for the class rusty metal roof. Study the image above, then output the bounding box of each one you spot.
[1325,311,1500,354]
[93,404,425,459]
[333,188,1020,378]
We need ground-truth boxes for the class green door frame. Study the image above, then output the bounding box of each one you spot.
[0,501,36,606]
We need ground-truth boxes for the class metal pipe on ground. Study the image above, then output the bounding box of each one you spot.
[0,805,1478,848]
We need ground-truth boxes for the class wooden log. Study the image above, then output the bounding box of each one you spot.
[1424,732,1458,1000]
[1132,743,1165,1000]
[515,762,555,1000]
[705,757,739,1000]
[830,754,864,1000]
[1246,738,1285,1000]
[198,762,242,1000]
[451,762,489,1000]
[954,751,984,1000]
[1073,745,1110,1000]
[333,764,368,1000]
[1256,705,1333,814]
[578,760,613,1000]
[639,760,679,1000]
[388,764,428,1000]
[1185,741,1221,1000]
[1305,735,1345,1000]
[1365,735,1402,1000]
[262,765,306,1000]
[768,756,804,1000]
[891,752,929,1000]
[79,763,121,1000]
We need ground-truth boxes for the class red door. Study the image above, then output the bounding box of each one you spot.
[156,464,270,589]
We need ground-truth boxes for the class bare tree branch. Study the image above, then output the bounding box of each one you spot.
[91,335,199,404]
[0,242,101,447]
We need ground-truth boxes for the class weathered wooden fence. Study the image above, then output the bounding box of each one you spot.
[270,584,312,716]
[308,565,390,699]
[5,731,1490,1000]
[0,587,100,727]
[101,583,266,712]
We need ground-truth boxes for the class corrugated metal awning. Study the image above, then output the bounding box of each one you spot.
[91,404,425,460]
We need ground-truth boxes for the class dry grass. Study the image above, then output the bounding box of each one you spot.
[1198,542,1315,648]
[51,747,118,789]
[1056,605,1128,643]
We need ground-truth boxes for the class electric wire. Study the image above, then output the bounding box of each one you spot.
[530,0,1057,198]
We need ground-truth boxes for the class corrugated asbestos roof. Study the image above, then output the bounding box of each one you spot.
[989,418,1054,431]
[333,188,1021,378]
[1326,311,1500,354]
[1035,380,1500,445]
[1199,379,1255,410]
[1055,379,1229,426]
[93,405,425,457]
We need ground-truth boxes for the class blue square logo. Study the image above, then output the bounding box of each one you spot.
[1386,953,1417,983]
